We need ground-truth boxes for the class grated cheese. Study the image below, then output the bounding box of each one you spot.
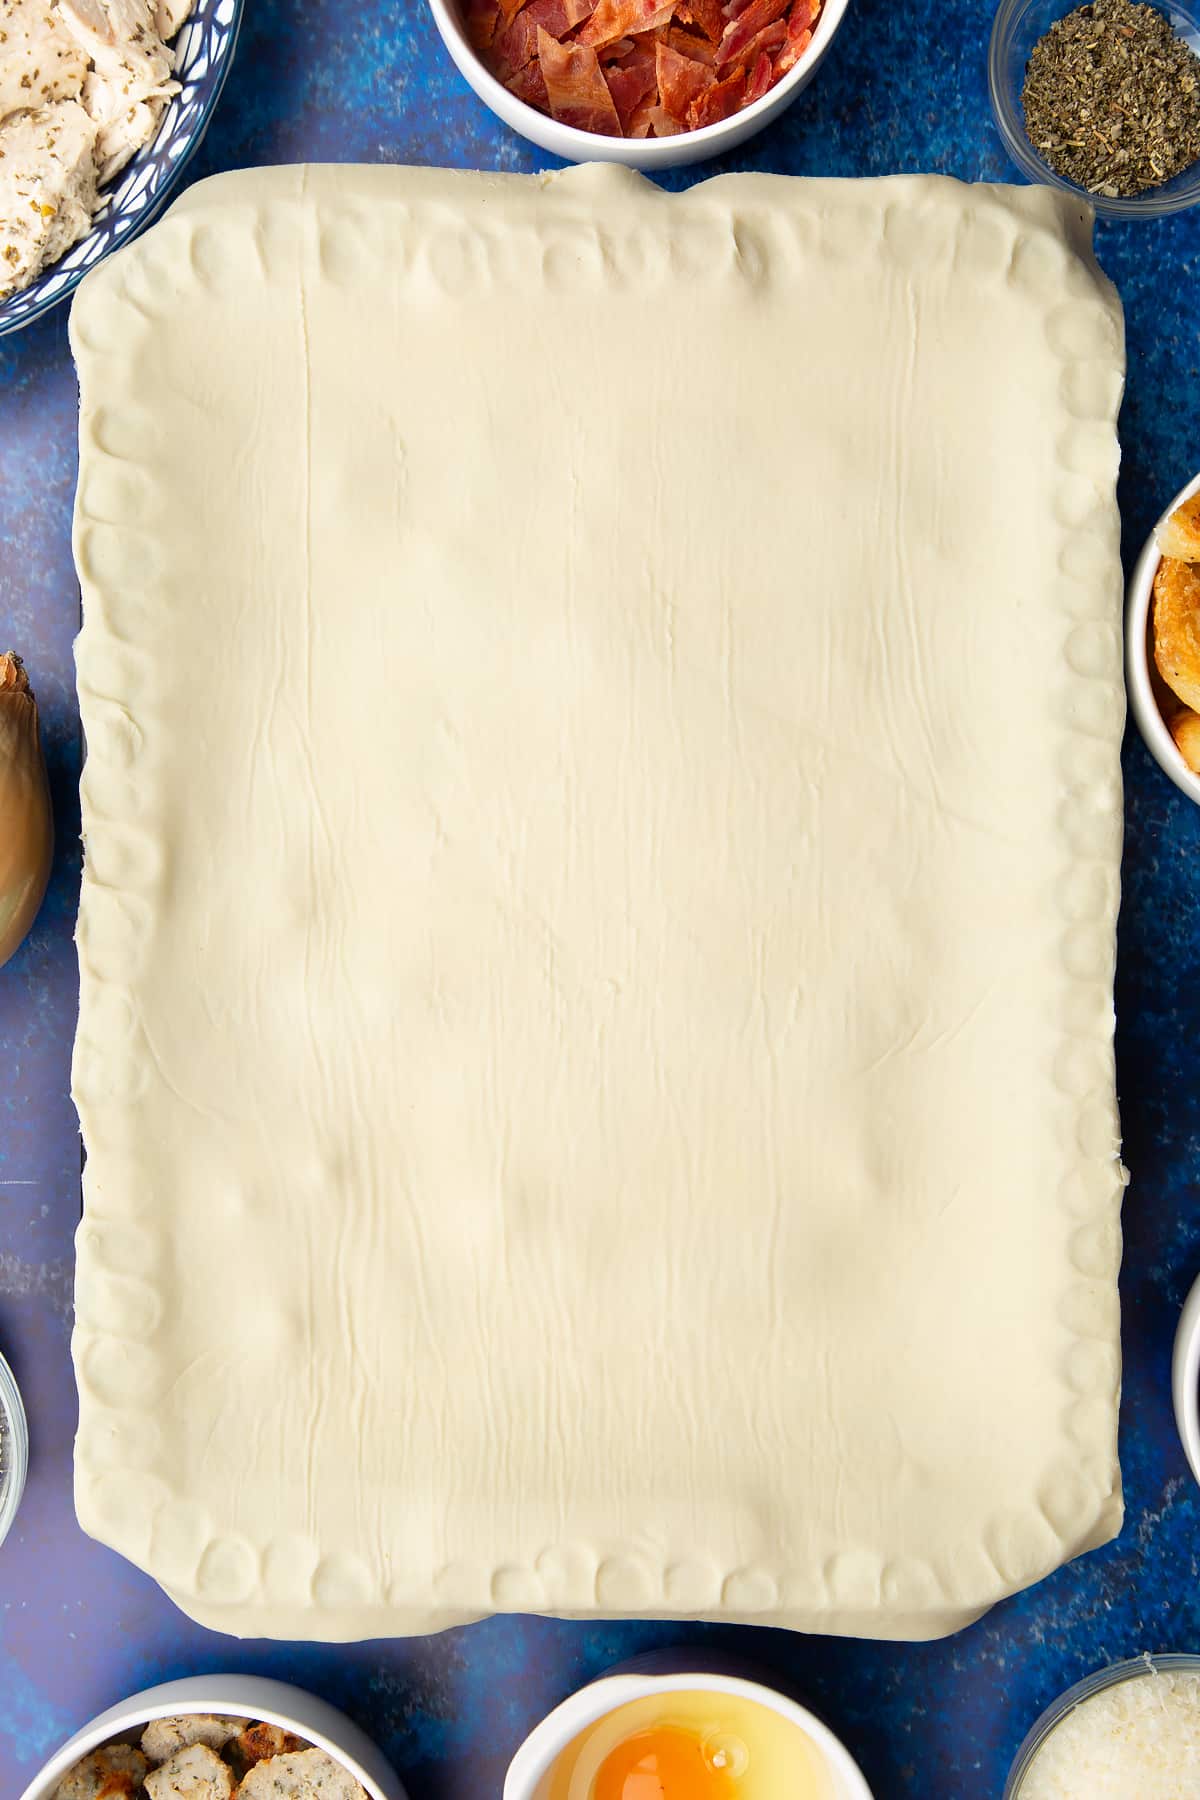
[1020,1667,1200,1799]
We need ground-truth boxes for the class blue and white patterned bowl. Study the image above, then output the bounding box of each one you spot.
[0,0,244,337]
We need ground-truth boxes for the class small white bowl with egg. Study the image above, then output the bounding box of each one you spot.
[1125,470,1200,807]
[504,1658,873,1799]
[18,1676,407,1800]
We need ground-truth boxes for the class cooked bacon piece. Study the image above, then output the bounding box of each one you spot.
[655,37,715,122]
[660,24,717,63]
[490,0,576,74]
[643,101,684,133]
[744,46,773,100]
[578,0,674,48]
[775,0,816,72]
[774,22,811,72]
[627,93,657,132]
[489,12,534,74]
[716,0,788,67]
[478,0,821,133]
[506,57,550,107]
[728,16,786,67]
[687,61,746,124]
[465,0,501,49]
[603,37,657,129]
[537,24,624,131]
[675,0,725,39]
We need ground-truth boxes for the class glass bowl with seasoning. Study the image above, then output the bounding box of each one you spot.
[0,1349,28,1549]
[1004,1654,1200,1797]
[989,0,1200,217]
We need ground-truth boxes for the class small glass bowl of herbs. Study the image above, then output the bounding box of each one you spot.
[990,0,1200,217]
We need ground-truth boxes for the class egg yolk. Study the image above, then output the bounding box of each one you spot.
[592,1726,740,1800]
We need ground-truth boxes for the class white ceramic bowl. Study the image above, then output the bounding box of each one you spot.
[1173,1269,1200,1490]
[18,1676,408,1800]
[1125,469,1200,806]
[504,1665,873,1798]
[0,1349,28,1551]
[427,0,851,168]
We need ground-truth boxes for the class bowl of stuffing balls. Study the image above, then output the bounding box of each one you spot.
[0,0,244,336]
[18,1676,408,1800]
[428,0,852,167]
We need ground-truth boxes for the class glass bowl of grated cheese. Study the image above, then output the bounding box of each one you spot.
[1005,1654,1200,1798]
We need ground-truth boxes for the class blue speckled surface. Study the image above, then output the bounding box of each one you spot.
[1,2,1199,1795]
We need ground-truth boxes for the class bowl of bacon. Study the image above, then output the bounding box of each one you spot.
[427,0,851,165]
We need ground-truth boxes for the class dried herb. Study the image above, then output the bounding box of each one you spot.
[1022,0,1200,197]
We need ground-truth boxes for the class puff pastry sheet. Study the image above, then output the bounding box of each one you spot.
[71,164,1126,1642]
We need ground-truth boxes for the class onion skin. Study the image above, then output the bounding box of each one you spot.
[0,653,53,972]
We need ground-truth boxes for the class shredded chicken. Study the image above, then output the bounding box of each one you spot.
[153,0,188,39]
[58,0,173,89]
[0,2,88,120]
[0,0,193,298]
[0,99,98,293]
[81,63,165,181]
